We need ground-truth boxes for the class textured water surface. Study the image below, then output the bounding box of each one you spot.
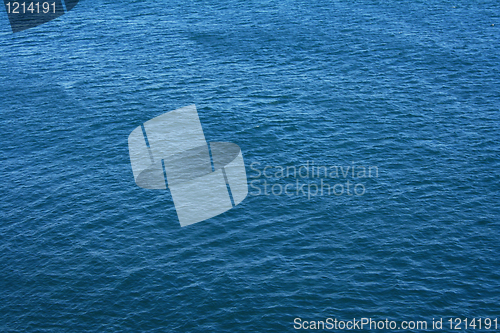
[1,0,499,332]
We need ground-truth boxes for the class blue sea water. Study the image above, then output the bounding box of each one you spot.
[0,0,499,332]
